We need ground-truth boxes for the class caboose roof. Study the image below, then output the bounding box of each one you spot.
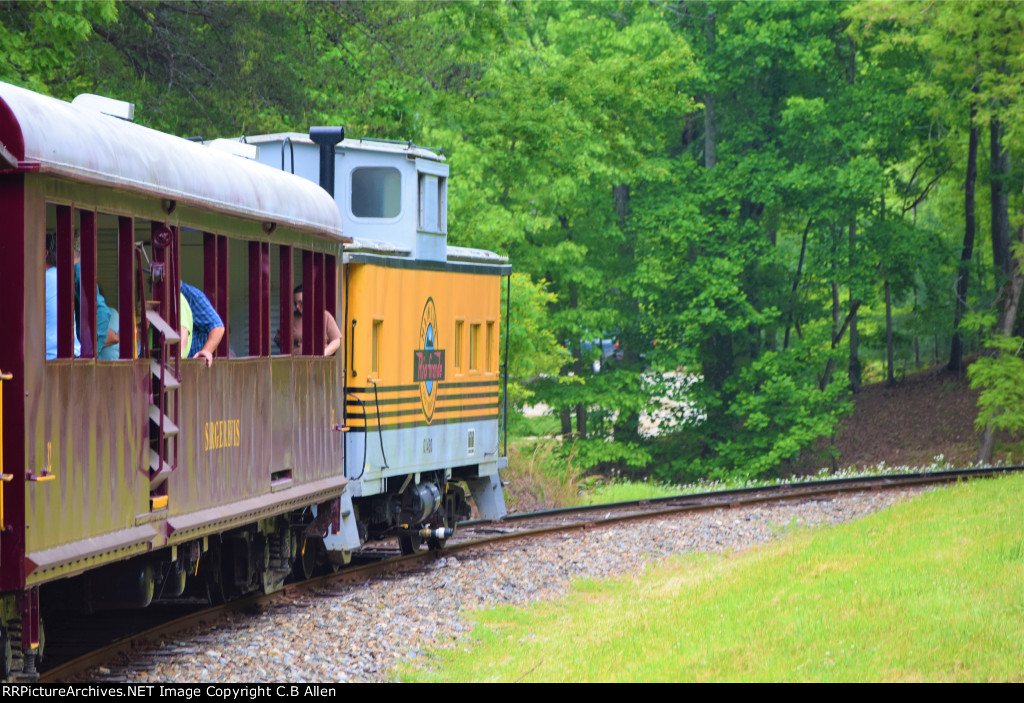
[0,81,346,240]
[244,132,446,162]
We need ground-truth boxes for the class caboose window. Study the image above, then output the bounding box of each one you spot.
[418,173,448,234]
[371,319,383,375]
[419,174,439,233]
[470,323,481,372]
[486,321,495,373]
[351,167,401,219]
[454,320,464,372]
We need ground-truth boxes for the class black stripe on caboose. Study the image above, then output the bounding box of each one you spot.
[345,390,498,408]
[348,380,499,395]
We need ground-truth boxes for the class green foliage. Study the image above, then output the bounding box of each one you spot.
[718,348,852,478]
[9,0,1020,482]
[558,437,652,474]
[502,272,572,412]
[0,1,118,95]
[968,334,1024,434]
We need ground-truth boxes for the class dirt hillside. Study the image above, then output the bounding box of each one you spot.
[804,362,1001,472]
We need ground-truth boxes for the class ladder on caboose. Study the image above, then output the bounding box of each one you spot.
[140,227,181,513]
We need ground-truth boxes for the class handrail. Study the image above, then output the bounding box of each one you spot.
[281,136,295,174]
[345,392,368,481]
[0,370,10,530]
[355,136,443,154]
[367,377,389,470]
[350,318,357,378]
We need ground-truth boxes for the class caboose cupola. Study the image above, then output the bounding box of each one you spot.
[245,132,449,262]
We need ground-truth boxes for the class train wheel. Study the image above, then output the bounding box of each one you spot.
[203,543,228,605]
[398,535,425,555]
[36,619,45,668]
[299,540,315,581]
[296,537,317,581]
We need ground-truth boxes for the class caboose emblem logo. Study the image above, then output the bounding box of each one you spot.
[414,297,445,423]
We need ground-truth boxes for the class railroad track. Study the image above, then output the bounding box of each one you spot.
[39,465,1024,683]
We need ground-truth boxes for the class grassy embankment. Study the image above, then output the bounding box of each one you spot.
[406,472,1024,682]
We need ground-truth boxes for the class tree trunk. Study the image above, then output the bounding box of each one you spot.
[832,229,841,383]
[846,44,861,393]
[978,223,1024,463]
[832,281,841,333]
[612,183,640,442]
[819,301,862,391]
[613,184,630,227]
[914,289,920,368]
[885,279,894,386]
[569,282,586,438]
[949,101,979,372]
[979,113,1017,462]
[848,219,861,392]
[990,119,1012,278]
[575,403,587,438]
[560,406,572,438]
[703,11,717,171]
[573,338,586,438]
[784,219,811,350]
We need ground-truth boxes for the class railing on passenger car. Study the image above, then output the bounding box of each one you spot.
[0,370,12,531]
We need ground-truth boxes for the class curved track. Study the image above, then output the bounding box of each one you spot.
[39,464,1024,682]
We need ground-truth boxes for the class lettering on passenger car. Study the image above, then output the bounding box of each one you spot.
[203,419,241,451]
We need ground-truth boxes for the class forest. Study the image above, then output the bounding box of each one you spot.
[3,0,1023,481]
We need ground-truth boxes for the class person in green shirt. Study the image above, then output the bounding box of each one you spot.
[180,292,193,358]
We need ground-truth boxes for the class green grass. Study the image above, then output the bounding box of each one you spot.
[402,473,1024,682]
[576,479,684,504]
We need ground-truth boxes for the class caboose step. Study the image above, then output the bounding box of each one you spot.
[148,407,179,437]
[149,360,181,389]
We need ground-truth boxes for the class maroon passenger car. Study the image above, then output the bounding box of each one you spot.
[0,82,362,679]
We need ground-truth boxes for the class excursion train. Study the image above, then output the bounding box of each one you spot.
[0,81,509,679]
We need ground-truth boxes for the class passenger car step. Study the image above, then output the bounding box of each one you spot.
[149,359,181,389]
[148,406,179,437]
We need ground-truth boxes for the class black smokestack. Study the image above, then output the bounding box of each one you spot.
[309,126,345,196]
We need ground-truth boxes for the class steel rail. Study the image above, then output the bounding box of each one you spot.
[460,464,1024,526]
[38,465,1024,683]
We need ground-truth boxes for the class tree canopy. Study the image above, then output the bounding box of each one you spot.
[6,0,1023,476]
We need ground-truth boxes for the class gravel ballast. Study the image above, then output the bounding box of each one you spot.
[91,489,927,682]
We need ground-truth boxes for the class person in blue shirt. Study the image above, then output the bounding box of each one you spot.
[73,250,118,358]
[45,254,80,360]
[180,281,224,367]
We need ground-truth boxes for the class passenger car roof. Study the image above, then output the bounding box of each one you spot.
[0,81,346,239]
